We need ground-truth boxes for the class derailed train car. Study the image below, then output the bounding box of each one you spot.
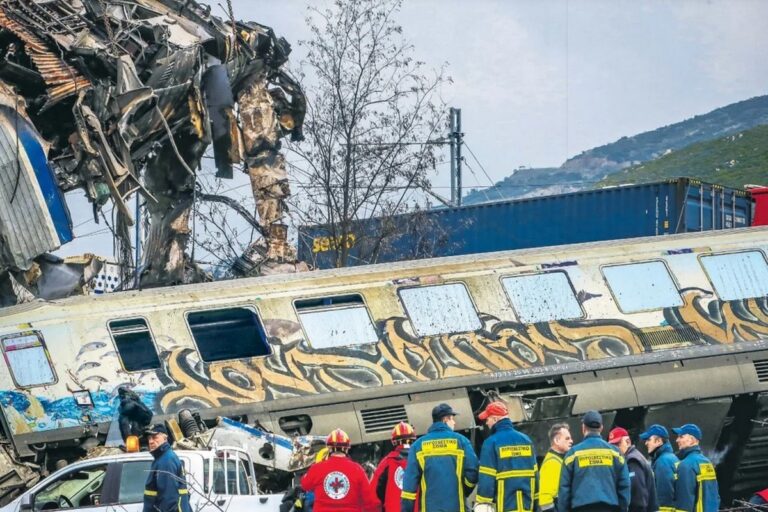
[1,227,768,502]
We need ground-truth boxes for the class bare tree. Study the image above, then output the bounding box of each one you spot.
[289,0,450,268]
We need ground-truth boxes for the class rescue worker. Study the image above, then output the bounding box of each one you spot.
[300,428,380,512]
[608,427,656,512]
[143,424,192,512]
[672,424,720,512]
[402,403,479,512]
[556,411,630,512]
[539,423,573,512]
[118,386,153,441]
[474,401,537,512]
[371,422,417,512]
[639,424,678,512]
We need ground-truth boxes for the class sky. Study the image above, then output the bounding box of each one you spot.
[57,0,768,260]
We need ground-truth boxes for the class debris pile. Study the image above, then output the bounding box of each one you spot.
[0,0,306,298]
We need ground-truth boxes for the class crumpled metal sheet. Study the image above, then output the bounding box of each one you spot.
[0,0,307,286]
[0,101,73,270]
[0,6,92,110]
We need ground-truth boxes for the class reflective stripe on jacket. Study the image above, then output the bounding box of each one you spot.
[538,450,564,511]
[555,433,630,512]
[143,443,192,512]
[673,446,720,512]
[401,422,479,512]
[651,442,678,512]
[476,418,537,512]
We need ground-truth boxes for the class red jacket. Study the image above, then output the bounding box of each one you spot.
[371,446,417,512]
[301,454,380,512]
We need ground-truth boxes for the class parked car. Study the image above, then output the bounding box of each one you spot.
[0,448,283,512]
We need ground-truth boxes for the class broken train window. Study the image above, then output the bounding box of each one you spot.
[108,318,161,372]
[700,250,768,301]
[398,282,482,337]
[294,294,379,349]
[502,271,584,323]
[602,260,683,313]
[186,307,271,362]
[1,331,56,388]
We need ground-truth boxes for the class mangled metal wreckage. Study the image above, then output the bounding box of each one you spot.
[0,0,306,300]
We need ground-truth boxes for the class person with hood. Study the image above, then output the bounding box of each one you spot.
[639,424,678,512]
[118,386,152,441]
[371,422,417,512]
[401,403,478,512]
[474,401,537,512]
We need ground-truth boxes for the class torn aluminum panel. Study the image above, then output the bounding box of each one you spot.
[0,106,72,270]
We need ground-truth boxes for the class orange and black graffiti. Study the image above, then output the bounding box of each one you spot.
[665,289,768,344]
[156,292,768,413]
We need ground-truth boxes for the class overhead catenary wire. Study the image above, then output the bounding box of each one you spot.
[461,159,493,203]
[463,141,497,187]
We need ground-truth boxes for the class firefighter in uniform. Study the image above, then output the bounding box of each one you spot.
[556,411,630,512]
[401,403,479,512]
[143,424,192,512]
[474,401,537,512]
[672,424,720,512]
[300,429,380,512]
[371,422,418,512]
[639,424,678,512]
[538,423,573,512]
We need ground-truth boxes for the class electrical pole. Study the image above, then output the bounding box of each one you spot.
[449,107,463,206]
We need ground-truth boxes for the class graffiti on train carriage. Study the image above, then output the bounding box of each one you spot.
[2,270,768,434]
[155,292,768,411]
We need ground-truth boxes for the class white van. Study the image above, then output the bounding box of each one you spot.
[0,448,283,512]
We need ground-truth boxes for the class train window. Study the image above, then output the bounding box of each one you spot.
[502,272,583,323]
[700,251,768,300]
[295,294,378,349]
[187,307,271,362]
[398,283,482,336]
[603,261,683,313]
[0,331,56,387]
[108,318,161,372]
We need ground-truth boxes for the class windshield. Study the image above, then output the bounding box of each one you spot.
[34,466,107,511]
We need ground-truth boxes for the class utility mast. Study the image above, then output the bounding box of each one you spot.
[449,108,463,206]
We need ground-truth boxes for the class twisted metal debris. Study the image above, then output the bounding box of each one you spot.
[0,0,305,294]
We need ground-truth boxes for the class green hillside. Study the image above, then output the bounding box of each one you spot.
[464,94,768,204]
[599,124,768,189]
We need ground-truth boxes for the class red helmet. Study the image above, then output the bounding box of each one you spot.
[326,429,351,450]
[391,422,416,445]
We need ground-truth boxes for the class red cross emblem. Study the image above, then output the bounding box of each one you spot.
[323,471,350,500]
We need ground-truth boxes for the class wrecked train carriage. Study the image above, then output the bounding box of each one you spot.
[0,0,305,286]
[1,227,768,500]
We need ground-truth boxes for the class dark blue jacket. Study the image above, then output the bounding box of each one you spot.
[556,433,630,512]
[650,442,678,512]
[401,422,478,512]
[624,446,656,512]
[476,418,537,512]
[143,443,192,512]
[673,446,719,512]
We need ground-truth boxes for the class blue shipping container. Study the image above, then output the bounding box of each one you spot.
[298,178,754,269]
